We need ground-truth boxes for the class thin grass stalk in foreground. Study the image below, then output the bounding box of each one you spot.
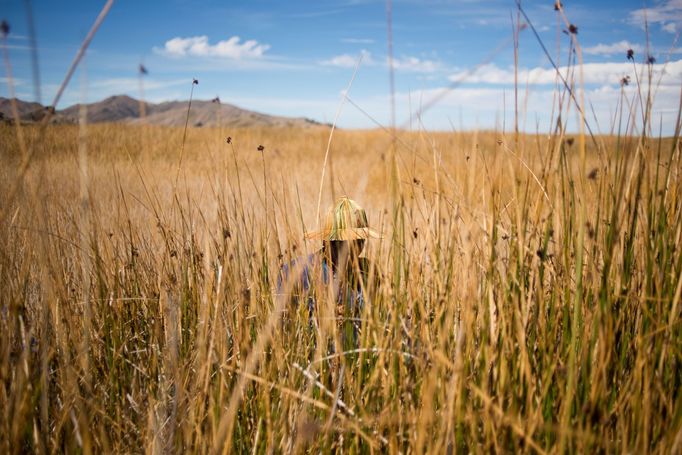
[314,54,363,225]
[23,0,42,104]
[516,0,597,147]
[1,23,29,162]
[176,78,198,187]
[0,0,114,225]
[76,80,95,454]
[138,64,147,119]
[48,0,114,113]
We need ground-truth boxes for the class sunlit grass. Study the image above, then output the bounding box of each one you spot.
[1,109,680,453]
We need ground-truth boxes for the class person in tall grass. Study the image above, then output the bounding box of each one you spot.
[278,197,380,349]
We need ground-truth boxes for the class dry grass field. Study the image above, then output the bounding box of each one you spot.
[0,111,681,453]
[2,0,681,452]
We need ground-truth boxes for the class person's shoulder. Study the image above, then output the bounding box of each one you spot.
[279,251,328,293]
[279,252,320,282]
[281,253,316,273]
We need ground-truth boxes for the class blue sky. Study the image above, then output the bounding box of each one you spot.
[2,0,682,133]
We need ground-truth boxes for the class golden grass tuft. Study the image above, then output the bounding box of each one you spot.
[0,119,681,452]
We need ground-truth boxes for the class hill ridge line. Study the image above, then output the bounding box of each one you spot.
[0,95,328,128]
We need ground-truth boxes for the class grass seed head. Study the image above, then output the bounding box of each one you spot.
[588,168,599,180]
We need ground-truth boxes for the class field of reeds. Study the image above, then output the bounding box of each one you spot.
[1,99,680,453]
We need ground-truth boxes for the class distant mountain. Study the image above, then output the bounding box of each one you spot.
[133,98,326,128]
[0,97,58,122]
[0,95,327,129]
[60,95,146,123]
[0,97,43,117]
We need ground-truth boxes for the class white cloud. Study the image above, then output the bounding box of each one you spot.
[321,51,441,73]
[335,81,681,133]
[4,44,32,51]
[156,35,270,59]
[583,41,643,57]
[341,38,375,44]
[448,59,682,87]
[630,0,682,33]
[320,49,374,68]
[391,56,441,73]
[663,22,677,33]
[320,49,442,73]
[0,77,23,86]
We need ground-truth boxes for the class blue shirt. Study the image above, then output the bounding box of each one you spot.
[277,252,373,323]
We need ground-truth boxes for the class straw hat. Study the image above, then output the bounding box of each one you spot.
[305,197,381,241]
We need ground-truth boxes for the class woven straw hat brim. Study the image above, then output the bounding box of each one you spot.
[305,227,382,241]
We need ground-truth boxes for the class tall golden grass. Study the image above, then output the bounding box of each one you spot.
[1,109,680,452]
